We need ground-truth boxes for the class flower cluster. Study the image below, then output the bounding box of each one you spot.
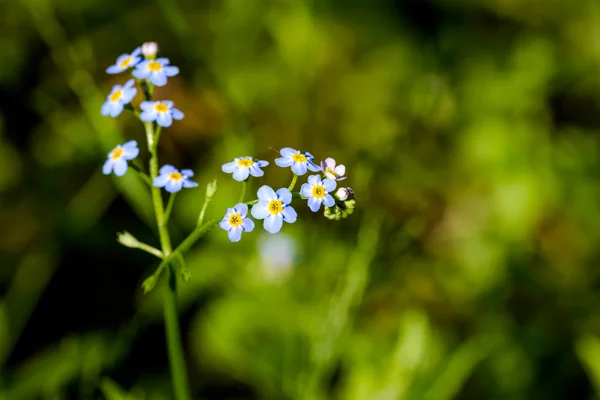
[219,147,355,242]
[100,43,196,191]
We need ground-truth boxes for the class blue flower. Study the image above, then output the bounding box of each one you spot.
[251,186,297,234]
[219,203,255,242]
[274,147,321,175]
[153,165,198,193]
[101,79,137,118]
[106,47,142,74]
[300,175,336,212]
[102,140,139,176]
[132,58,179,86]
[140,100,184,127]
[221,156,269,181]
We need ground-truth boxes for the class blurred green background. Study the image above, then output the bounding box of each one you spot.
[2,0,600,398]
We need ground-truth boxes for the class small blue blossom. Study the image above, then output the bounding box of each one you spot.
[275,147,321,175]
[300,175,336,212]
[103,140,139,177]
[140,100,183,128]
[222,156,269,181]
[106,47,142,74]
[132,57,179,87]
[219,203,255,242]
[153,165,198,193]
[251,186,297,234]
[101,79,137,118]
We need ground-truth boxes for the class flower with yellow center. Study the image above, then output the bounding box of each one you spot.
[222,156,269,181]
[153,164,198,193]
[132,57,180,87]
[106,47,141,74]
[101,79,137,118]
[219,203,255,242]
[251,186,297,234]
[275,147,321,176]
[140,100,184,128]
[300,175,337,212]
[102,140,139,177]
[320,157,346,181]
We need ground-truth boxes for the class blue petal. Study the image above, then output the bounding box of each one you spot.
[228,227,243,242]
[276,188,292,205]
[160,164,177,174]
[140,101,153,111]
[163,100,174,107]
[121,87,137,103]
[122,146,139,160]
[275,157,293,167]
[153,174,170,187]
[171,108,184,120]
[256,160,269,167]
[101,102,112,116]
[157,57,170,65]
[251,202,270,219]
[281,206,297,223]
[222,161,236,173]
[241,218,254,232]
[232,166,250,182]
[300,183,312,197]
[219,219,230,231]
[308,197,321,212]
[131,47,141,57]
[249,165,264,177]
[280,147,296,157]
[291,162,307,175]
[165,180,183,193]
[123,140,138,149]
[323,179,336,192]
[307,161,321,172]
[156,112,173,128]
[113,159,128,177]
[102,159,114,175]
[182,179,198,188]
[124,79,135,88]
[181,169,194,177]
[109,103,124,118]
[234,203,249,217]
[257,185,276,202]
[264,214,283,234]
[151,71,168,86]
[132,68,149,79]
[140,110,157,122]
[164,66,179,76]
[307,175,319,185]
[323,194,335,207]
[106,65,123,74]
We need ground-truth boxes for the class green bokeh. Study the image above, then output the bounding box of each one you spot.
[2,0,600,398]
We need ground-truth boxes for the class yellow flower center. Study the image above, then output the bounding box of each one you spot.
[119,57,131,68]
[228,213,243,227]
[169,172,183,181]
[110,89,122,102]
[312,185,326,198]
[326,168,336,176]
[237,158,254,168]
[155,103,169,113]
[110,147,123,160]
[292,153,307,163]
[268,200,283,215]
[148,61,163,72]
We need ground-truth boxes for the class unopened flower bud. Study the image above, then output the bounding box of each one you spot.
[206,179,217,199]
[116,231,140,248]
[141,42,158,59]
[335,187,354,201]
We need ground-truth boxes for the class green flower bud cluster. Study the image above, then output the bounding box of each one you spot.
[324,187,355,220]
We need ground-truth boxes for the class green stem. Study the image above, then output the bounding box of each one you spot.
[238,180,247,203]
[145,120,191,400]
[135,242,164,259]
[128,162,152,186]
[165,193,176,224]
[288,174,298,192]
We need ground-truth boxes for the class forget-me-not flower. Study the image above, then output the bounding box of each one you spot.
[300,175,336,212]
[153,165,198,193]
[140,100,184,127]
[221,157,269,181]
[102,140,139,177]
[219,203,255,242]
[106,47,142,74]
[101,79,137,118]
[132,58,179,86]
[251,186,297,234]
[320,157,346,181]
[275,147,320,175]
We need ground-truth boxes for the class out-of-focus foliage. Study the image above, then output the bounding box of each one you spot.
[2,0,600,398]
